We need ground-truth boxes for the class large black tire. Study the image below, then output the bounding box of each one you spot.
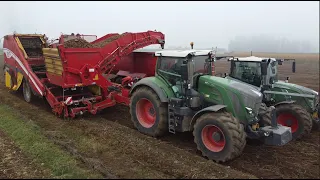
[276,103,312,140]
[312,107,320,131]
[130,87,168,137]
[258,103,272,127]
[22,80,34,103]
[193,111,246,163]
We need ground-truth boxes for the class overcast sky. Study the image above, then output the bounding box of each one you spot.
[0,1,319,49]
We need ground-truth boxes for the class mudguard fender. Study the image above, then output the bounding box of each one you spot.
[190,105,227,128]
[129,78,168,102]
[274,100,295,107]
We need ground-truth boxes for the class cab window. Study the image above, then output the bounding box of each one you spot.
[231,61,262,86]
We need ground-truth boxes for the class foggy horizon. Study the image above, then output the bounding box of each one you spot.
[0,1,319,53]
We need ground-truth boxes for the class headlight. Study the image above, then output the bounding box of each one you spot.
[245,107,254,116]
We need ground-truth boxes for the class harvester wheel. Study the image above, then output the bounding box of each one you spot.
[276,103,312,140]
[22,80,34,103]
[258,103,272,126]
[193,111,246,163]
[130,87,168,137]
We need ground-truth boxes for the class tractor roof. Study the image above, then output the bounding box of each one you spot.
[133,48,213,57]
[154,49,213,57]
[230,56,276,62]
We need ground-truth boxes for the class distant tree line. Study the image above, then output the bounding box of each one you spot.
[228,35,319,53]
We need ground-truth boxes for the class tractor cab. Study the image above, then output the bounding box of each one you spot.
[227,56,296,88]
[154,49,214,99]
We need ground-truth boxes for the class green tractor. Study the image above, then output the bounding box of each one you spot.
[219,56,319,140]
[129,50,292,162]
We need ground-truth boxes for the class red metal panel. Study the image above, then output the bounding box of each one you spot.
[3,35,45,96]
[133,52,157,77]
[49,31,164,88]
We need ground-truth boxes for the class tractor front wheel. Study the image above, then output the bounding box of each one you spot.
[193,111,246,163]
[258,103,272,127]
[276,103,312,140]
[23,80,34,103]
[130,87,168,137]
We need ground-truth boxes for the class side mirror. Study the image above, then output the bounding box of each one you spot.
[181,64,188,80]
[292,61,296,73]
[261,61,268,76]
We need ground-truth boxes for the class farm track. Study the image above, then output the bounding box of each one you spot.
[0,53,319,179]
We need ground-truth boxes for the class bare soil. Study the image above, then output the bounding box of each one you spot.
[0,52,319,179]
[0,130,52,179]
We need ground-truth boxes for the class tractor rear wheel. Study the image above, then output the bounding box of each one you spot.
[276,103,312,140]
[258,103,272,127]
[193,111,246,163]
[130,87,168,137]
[312,108,320,131]
[23,80,34,103]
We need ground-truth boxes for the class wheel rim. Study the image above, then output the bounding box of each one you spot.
[201,125,226,152]
[136,98,156,128]
[277,113,299,133]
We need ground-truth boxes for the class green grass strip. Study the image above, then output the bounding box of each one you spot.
[0,104,102,179]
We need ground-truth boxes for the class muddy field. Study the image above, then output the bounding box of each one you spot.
[0,53,319,179]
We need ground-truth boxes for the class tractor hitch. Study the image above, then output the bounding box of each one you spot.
[260,106,292,146]
[246,106,292,146]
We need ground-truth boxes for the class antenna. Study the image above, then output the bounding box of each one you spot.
[214,46,217,57]
[213,46,218,62]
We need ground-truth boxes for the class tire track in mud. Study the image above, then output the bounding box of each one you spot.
[0,87,256,179]
[98,105,320,179]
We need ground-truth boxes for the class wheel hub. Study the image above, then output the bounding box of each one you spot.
[149,107,155,116]
[286,119,293,126]
[201,125,226,153]
[212,132,221,142]
[136,98,156,128]
[277,113,299,133]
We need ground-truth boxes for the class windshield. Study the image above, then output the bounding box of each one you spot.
[230,61,262,87]
[193,55,211,75]
[158,55,211,75]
